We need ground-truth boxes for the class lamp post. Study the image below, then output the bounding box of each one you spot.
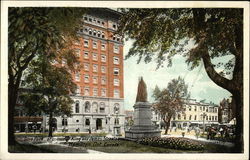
[114,111,119,137]
[201,112,207,134]
[107,114,111,133]
[62,115,66,133]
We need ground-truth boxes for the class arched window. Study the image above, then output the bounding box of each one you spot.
[100,102,105,113]
[85,101,91,113]
[62,118,68,126]
[114,103,120,114]
[92,102,98,113]
[75,101,80,113]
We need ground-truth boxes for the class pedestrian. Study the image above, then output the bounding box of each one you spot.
[195,127,200,139]
[219,127,224,138]
[207,127,211,140]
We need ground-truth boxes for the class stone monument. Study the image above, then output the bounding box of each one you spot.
[125,77,161,139]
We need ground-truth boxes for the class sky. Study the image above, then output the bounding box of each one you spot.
[123,40,233,110]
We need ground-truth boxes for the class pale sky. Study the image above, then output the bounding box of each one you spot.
[123,40,233,110]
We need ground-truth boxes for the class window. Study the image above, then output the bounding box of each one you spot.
[97,31,101,37]
[76,120,79,123]
[85,119,90,126]
[62,118,68,126]
[101,66,106,73]
[76,86,80,95]
[85,101,90,113]
[114,79,119,86]
[101,44,106,50]
[100,103,105,113]
[101,77,106,85]
[215,116,217,121]
[178,114,181,120]
[113,45,119,53]
[75,101,80,113]
[212,116,214,121]
[93,41,97,49]
[93,88,98,96]
[189,106,192,111]
[84,52,89,59]
[203,106,205,111]
[101,55,106,62]
[101,33,105,39]
[114,103,120,114]
[114,89,120,98]
[89,17,92,22]
[75,49,80,57]
[84,17,88,21]
[114,118,119,125]
[200,106,202,111]
[113,24,117,29]
[84,74,89,83]
[113,57,119,64]
[209,116,211,121]
[92,102,98,113]
[114,68,119,75]
[89,29,92,35]
[184,115,186,120]
[214,107,217,113]
[206,107,208,112]
[206,116,208,120]
[194,106,197,111]
[84,87,90,96]
[93,30,96,36]
[93,64,98,72]
[101,88,106,97]
[101,21,105,25]
[189,115,192,120]
[84,63,89,71]
[92,53,98,61]
[75,72,80,81]
[93,76,98,84]
[84,39,89,47]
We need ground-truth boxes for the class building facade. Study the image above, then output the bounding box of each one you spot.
[152,99,219,130]
[43,8,125,135]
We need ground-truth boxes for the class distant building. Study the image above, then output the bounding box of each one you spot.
[218,98,236,124]
[152,99,219,129]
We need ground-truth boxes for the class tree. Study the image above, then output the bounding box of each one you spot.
[21,55,76,137]
[152,77,189,135]
[118,8,243,152]
[8,7,86,145]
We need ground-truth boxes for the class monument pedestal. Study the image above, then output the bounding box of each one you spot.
[125,102,161,139]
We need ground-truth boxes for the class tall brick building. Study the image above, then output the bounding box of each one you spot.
[52,8,125,134]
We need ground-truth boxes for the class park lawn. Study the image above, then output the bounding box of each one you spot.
[8,142,55,153]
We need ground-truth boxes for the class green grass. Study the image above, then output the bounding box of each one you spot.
[9,143,55,153]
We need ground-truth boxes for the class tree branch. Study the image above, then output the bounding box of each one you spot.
[202,47,234,93]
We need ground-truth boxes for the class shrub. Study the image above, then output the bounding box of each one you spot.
[138,137,204,150]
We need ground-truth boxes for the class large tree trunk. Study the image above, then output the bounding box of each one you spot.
[8,77,19,146]
[233,91,243,153]
[48,112,53,137]
[164,117,171,135]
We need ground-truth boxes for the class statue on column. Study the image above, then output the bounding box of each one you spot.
[135,77,147,102]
